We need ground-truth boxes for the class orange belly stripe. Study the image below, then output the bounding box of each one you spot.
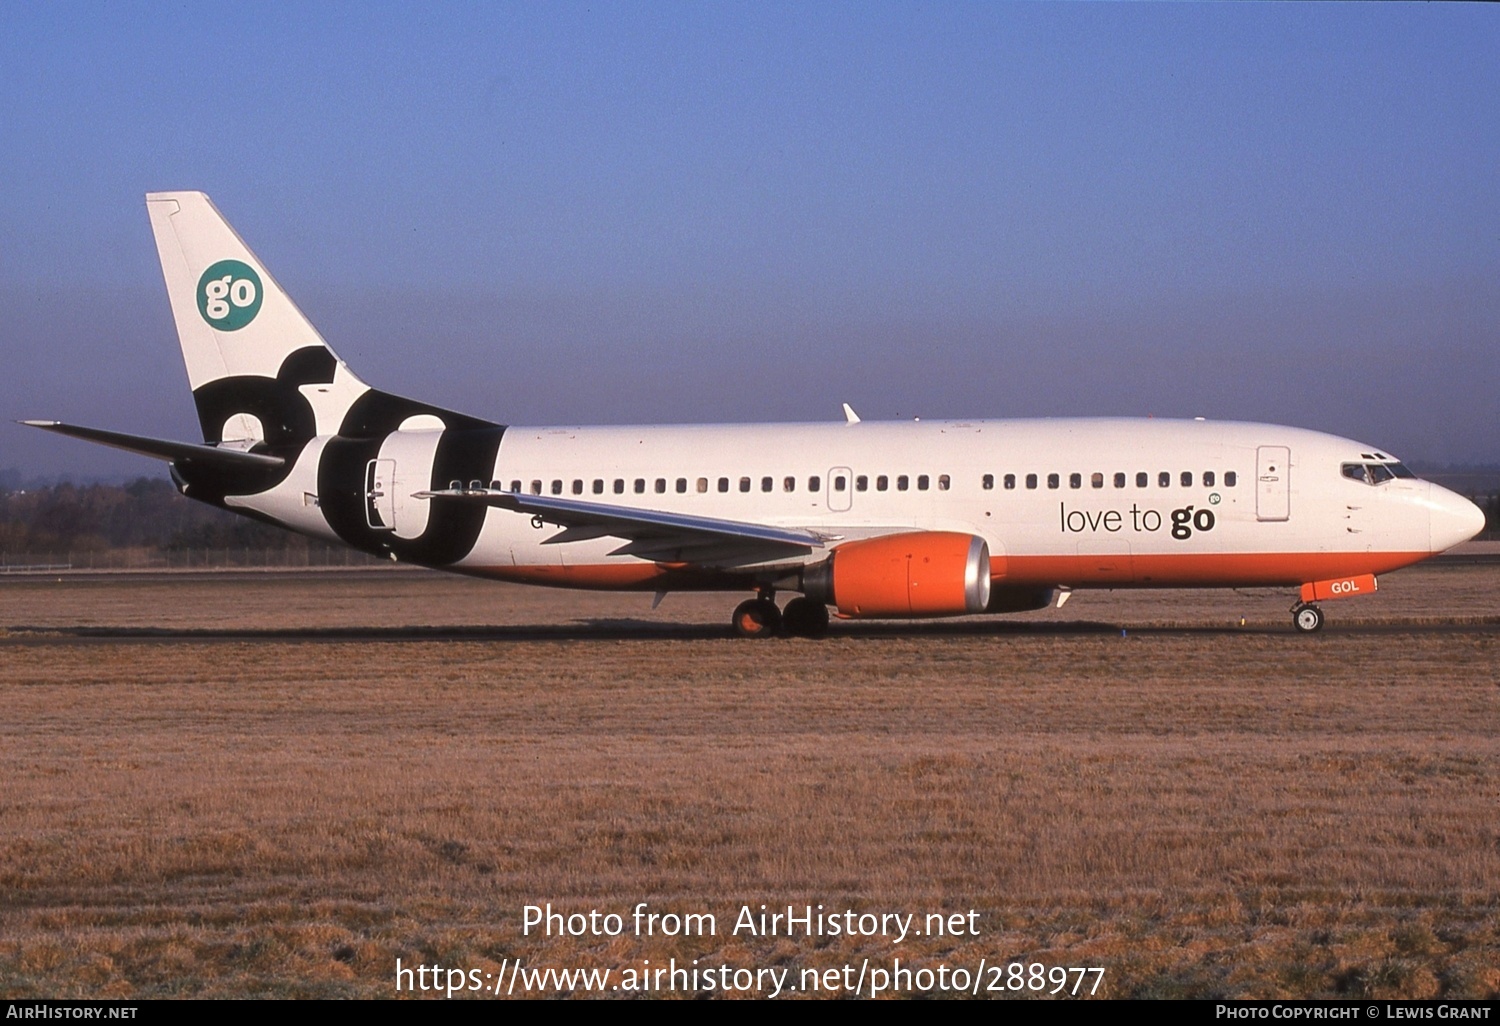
[996,551,1428,587]
[462,550,1433,592]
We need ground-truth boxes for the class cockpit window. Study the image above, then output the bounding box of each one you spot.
[1342,461,1414,486]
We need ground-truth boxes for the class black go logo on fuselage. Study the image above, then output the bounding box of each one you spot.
[1170,505,1215,540]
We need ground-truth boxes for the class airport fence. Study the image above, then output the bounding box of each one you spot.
[0,546,388,573]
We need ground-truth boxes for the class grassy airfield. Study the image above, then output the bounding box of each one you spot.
[1,560,1497,999]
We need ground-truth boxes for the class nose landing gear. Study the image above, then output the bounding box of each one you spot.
[1292,602,1324,633]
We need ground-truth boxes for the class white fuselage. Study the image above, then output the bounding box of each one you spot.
[236,416,1479,593]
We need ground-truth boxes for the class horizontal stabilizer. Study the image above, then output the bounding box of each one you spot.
[20,421,285,469]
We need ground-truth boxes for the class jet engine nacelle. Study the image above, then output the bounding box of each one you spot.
[802,532,992,618]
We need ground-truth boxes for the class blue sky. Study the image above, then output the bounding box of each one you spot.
[3,2,1497,478]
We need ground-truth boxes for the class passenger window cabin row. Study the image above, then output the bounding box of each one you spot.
[981,470,1239,491]
[503,473,958,497]
[466,470,1242,498]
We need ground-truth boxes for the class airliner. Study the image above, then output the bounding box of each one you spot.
[23,192,1486,636]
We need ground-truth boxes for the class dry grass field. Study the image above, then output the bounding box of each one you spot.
[1,558,1497,999]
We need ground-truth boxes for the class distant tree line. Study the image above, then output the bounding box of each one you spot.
[0,476,314,557]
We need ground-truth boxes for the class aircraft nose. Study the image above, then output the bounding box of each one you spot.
[1428,483,1487,553]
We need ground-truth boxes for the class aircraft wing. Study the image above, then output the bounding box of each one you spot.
[20,421,286,469]
[416,487,832,566]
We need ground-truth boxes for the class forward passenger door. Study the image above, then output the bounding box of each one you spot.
[1256,446,1290,522]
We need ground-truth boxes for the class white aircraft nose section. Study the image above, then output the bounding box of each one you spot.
[1428,483,1487,553]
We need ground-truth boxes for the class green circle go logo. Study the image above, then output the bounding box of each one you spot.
[197,259,263,331]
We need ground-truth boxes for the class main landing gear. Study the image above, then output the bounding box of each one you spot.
[781,596,831,638]
[731,590,830,639]
[731,594,781,638]
[1292,602,1324,633]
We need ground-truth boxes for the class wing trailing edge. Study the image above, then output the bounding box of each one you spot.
[417,487,832,566]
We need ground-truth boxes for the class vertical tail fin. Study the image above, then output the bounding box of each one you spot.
[146,191,370,445]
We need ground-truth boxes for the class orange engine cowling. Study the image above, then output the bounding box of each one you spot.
[802,532,992,618]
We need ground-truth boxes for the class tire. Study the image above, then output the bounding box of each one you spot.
[781,596,830,638]
[1293,604,1324,633]
[732,598,782,638]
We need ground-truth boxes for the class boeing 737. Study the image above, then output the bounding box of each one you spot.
[23,193,1487,636]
